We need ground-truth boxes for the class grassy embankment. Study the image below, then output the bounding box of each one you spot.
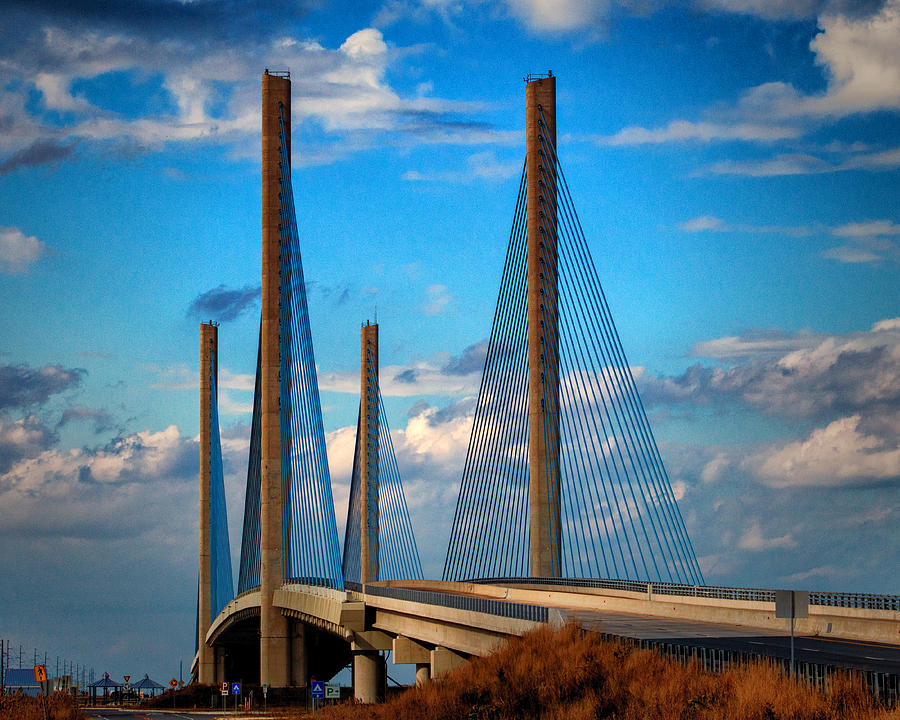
[0,693,85,720]
[309,625,899,720]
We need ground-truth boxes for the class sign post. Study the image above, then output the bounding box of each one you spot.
[232,682,241,713]
[775,590,809,676]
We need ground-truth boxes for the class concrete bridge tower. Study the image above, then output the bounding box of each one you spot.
[260,69,291,689]
[198,322,217,683]
[526,74,561,578]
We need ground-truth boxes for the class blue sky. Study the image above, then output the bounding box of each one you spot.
[1,0,898,687]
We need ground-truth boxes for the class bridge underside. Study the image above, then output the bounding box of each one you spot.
[206,610,350,686]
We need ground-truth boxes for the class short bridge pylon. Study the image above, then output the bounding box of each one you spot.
[443,73,704,586]
[342,322,423,703]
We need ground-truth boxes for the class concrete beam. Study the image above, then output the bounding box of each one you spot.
[340,601,366,632]
[431,646,466,678]
[392,636,430,664]
[352,630,394,652]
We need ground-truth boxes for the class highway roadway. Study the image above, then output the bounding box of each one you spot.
[563,608,900,674]
[83,710,218,720]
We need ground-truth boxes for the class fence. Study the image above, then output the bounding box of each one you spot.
[346,582,548,623]
[474,577,900,611]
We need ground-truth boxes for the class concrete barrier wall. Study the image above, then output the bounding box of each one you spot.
[381,580,900,645]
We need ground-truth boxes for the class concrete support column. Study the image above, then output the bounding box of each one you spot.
[352,651,384,703]
[198,322,217,683]
[415,664,431,687]
[215,646,225,684]
[525,74,561,578]
[290,621,307,687]
[260,69,292,688]
[360,323,379,583]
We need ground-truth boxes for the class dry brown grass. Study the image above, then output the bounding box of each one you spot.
[0,692,85,720]
[303,625,899,720]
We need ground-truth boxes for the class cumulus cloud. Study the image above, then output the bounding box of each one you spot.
[0,362,85,411]
[752,414,900,487]
[187,284,260,323]
[642,319,900,420]
[0,227,50,274]
[606,0,900,168]
[0,6,505,172]
[0,425,196,538]
[0,415,57,474]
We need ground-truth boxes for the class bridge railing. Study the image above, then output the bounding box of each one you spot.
[473,577,900,612]
[346,581,549,623]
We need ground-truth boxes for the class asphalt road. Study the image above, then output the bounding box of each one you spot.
[564,608,900,674]
[83,709,218,720]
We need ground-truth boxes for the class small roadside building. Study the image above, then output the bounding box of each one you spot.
[2,668,41,696]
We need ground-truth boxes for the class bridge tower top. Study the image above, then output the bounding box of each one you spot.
[360,323,380,583]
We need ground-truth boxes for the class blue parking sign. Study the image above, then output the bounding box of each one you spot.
[231,682,241,695]
[311,680,325,699]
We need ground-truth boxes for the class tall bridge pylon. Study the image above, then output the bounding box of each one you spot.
[443,74,705,585]
[198,322,234,684]
[232,71,345,688]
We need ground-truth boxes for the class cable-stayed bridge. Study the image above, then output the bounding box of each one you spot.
[193,71,900,704]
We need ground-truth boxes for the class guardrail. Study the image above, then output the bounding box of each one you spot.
[346,581,549,623]
[473,577,900,612]
[601,633,899,708]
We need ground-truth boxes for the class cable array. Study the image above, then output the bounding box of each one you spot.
[209,354,235,617]
[276,109,344,588]
[343,347,423,584]
[237,333,262,594]
[444,117,704,584]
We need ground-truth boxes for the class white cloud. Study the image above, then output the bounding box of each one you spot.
[821,245,884,263]
[678,215,729,232]
[0,425,196,538]
[423,283,454,315]
[602,120,802,146]
[677,215,813,236]
[752,414,900,487]
[605,1,900,163]
[0,227,49,274]
[0,23,503,170]
[831,220,900,237]
[738,519,797,550]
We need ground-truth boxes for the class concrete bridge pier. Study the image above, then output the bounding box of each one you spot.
[352,651,384,703]
[415,663,431,687]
